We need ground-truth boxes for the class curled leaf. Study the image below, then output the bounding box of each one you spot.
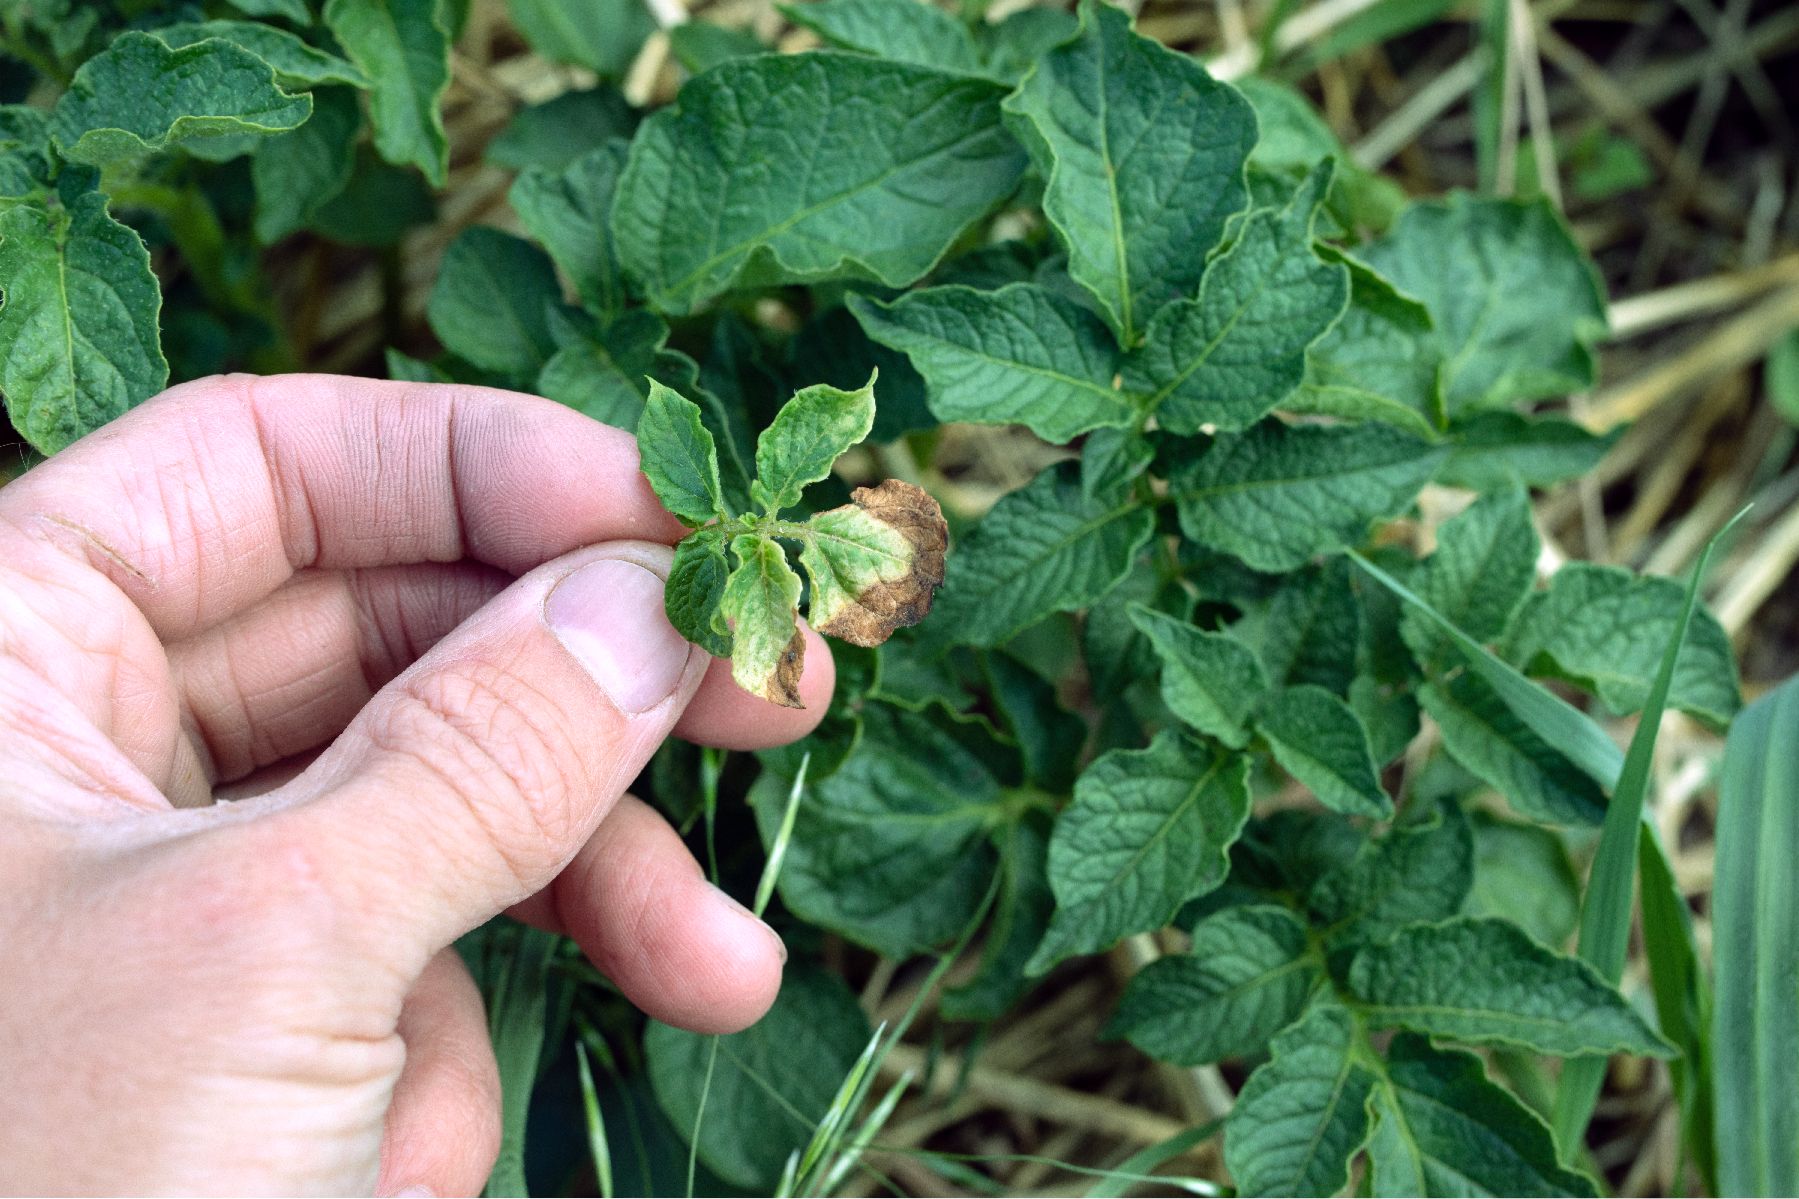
[801,479,949,647]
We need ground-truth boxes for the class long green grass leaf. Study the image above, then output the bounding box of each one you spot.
[1713,672,1799,1196]
[755,750,810,919]
[1550,515,1740,1155]
[1639,821,1716,1193]
[1085,1121,1224,1197]
[574,1038,614,1199]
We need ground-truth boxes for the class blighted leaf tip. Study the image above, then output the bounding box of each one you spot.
[803,478,949,647]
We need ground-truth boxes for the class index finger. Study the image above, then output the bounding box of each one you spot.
[0,373,687,643]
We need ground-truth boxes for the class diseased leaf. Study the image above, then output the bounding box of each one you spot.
[1126,163,1349,433]
[1401,485,1539,665]
[752,376,876,513]
[1108,905,1318,1066]
[1286,252,1444,437]
[647,967,871,1190]
[722,534,807,707]
[1129,605,1268,748]
[636,380,726,526]
[0,187,167,455]
[1172,420,1441,572]
[1258,684,1392,818]
[50,31,311,165]
[666,529,733,657]
[1001,0,1255,343]
[849,284,1131,443]
[614,54,1026,313]
[324,0,451,185]
[782,0,984,74]
[251,84,360,243]
[1436,412,1621,490]
[1419,672,1607,826]
[1029,731,1251,973]
[148,20,369,88]
[508,0,657,79]
[1506,562,1741,728]
[1357,194,1607,414]
[426,227,564,378]
[1225,1004,1378,1199]
[1309,800,1473,948]
[930,463,1154,648]
[1368,1035,1599,1197]
[751,705,1002,957]
[1348,917,1671,1057]
[802,479,949,647]
[510,140,630,315]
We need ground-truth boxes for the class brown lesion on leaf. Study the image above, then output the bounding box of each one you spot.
[765,625,807,709]
[812,478,949,648]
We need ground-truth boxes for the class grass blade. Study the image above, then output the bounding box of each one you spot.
[1550,513,1742,1156]
[755,750,810,919]
[817,1070,913,1195]
[1713,673,1799,1196]
[573,1039,614,1199]
[1085,1121,1224,1197]
[685,1036,720,1199]
[1349,550,1623,788]
[1638,822,1716,1193]
[480,924,560,1198]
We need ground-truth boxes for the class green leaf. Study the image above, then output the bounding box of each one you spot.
[1309,800,1473,949]
[50,31,311,165]
[848,284,1131,443]
[636,380,726,526]
[647,966,872,1190]
[508,0,656,78]
[1236,75,1405,233]
[666,529,733,657]
[1401,485,1539,666]
[462,922,559,1199]
[801,478,948,647]
[668,22,769,74]
[1419,673,1606,826]
[751,376,875,513]
[1080,426,1155,501]
[0,188,168,456]
[1224,1004,1378,1198]
[790,303,935,442]
[1357,194,1607,414]
[979,7,1080,82]
[614,54,1026,313]
[1767,328,1799,426]
[1171,420,1441,572]
[1348,917,1670,1057]
[782,0,984,74]
[1252,558,1361,694]
[1285,252,1444,437]
[942,813,1054,1022]
[324,0,451,185]
[1507,562,1741,729]
[1129,606,1268,749]
[1258,684,1392,818]
[226,0,314,21]
[511,140,630,315]
[1712,674,1799,1197]
[930,464,1154,648]
[1467,811,1579,950]
[1435,412,1621,490]
[1000,0,1255,344]
[486,87,637,172]
[722,534,806,707]
[148,20,370,88]
[426,227,564,378]
[1368,1035,1599,1197]
[1029,731,1251,974]
[751,706,1002,957]
[1083,555,1188,704]
[307,146,436,246]
[539,310,688,424]
[0,106,53,202]
[251,85,360,243]
[1108,905,1317,1066]
[1126,163,1350,433]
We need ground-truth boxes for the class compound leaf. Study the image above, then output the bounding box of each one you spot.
[615,53,1026,313]
[1108,905,1318,1066]
[1172,420,1441,572]
[849,284,1132,443]
[51,30,311,165]
[1001,0,1255,344]
[1029,731,1251,974]
[1126,163,1349,433]
[1348,917,1671,1057]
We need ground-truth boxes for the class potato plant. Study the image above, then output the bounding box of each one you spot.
[0,0,1754,1195]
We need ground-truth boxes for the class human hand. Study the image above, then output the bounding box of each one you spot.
[0,375,833,1196]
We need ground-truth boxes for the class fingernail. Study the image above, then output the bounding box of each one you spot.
[708,883,788,963]
[546,557,695,715]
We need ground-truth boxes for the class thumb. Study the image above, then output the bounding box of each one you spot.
[276,541,711,960]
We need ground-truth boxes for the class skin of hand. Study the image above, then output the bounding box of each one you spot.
[0,374,833,1196]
